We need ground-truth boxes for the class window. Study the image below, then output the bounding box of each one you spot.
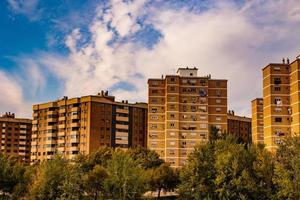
[216,90,221,97]
[170,114,175,119]
[274,86,281,91]
[274,107,282,112]
[151,124,157,129]
[170,141,175,146]
[151,108,158,113]
[170,86,175,92]
[216,107,222,112]
[275,117,282,122]
[151,89,158,94]
[170,105,175,110]
[216,116,222,121]
[151,98,158,103]
[151,115,158,120]
[170,123,175,127]
[273,66,281,71]
[216,99,221,104]
[170,77,175,82]
[274,77,281,84]
[200,124,206,129]
[274,98,282,105]
[169,132,176,136]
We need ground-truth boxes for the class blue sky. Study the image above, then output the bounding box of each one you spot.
[0,0,300,117]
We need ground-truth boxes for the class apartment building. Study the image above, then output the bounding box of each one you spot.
[253,55,300,152]
[227,110,252,143]
[148,67,227,167]
[251,98,264,144]
[0,113,32,163]
[31,91,147,163]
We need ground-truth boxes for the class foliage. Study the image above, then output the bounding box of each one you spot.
[104,150,149,200]
[148,163,179,199]
[273,136,300,199]
[128,146,164,169]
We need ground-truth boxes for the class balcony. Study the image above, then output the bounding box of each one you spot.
[33,112,39,118]
[31,133,38,139]
[116,124,128,130]
[70,146,79,151]
[45,132,57,137]
[31,141,37,146]
[59,108,66,114]
[47,118,58,123]
[45,147,56,152]
[116,116,129,122]
[47,125,58,130]
[31,155,37,160]
[19,141,27,145]
[115,139,128,145]
[58,116,66,121]
[19,146,26,151]
[70,138,80,143]
[71,122,80,128]
[47,110,57,115]
[71,130,80,135]
[32,126,38,131]
[58,130,66,136]
[32,120,38,125]
[116,108,129,114]
[71,107,80,112]
[71,115,80,120]
[45,140,57,145]
[58,124,66,129]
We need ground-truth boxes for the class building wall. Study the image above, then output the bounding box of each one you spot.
[148,68,227,167]
[263,63,291,152]
[0,113,32,163]
[31,93,147,163]
[251,98,264,144]
[227,112,252,143]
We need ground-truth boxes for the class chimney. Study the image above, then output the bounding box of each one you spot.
[287,58,290,64]
[125,100,128,104]
[105,91,108,96]
[282,58,285,64]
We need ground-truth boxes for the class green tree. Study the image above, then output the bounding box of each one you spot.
[149,163,179,199]
[0,154,27,199]
[128,146,164,169]
[178,142,216,200]
[273,136,300,199]
[28,156,80,200]
[104,150,148,200]
[83,165,108,200]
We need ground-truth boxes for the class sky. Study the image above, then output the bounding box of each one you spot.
[0,0,300,118]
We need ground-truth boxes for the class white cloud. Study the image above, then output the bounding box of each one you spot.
[7,0,41,20]
[0,71,31,118]
[3,0,300,117]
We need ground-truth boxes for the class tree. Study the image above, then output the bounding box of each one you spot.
[83,165,108,200]
[273,136,300,199]
[28,156,82,200]
[104,150,148,200]
[148,163,179,199]
[178,142,216,199]
[128,146,164,169]
[0,154,27,199]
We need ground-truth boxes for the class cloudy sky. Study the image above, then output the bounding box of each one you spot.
[0,0,300,118]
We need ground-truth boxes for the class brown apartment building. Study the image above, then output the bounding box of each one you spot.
[252,55,300,152]
[31,91,147,163]
[227,110,252,143]
[251,98,264,144]
[0,112,32,163]
[148,67,227,167]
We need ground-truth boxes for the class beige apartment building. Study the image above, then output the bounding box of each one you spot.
[227,110,252,143]
[148,67,227,167]
[31,91,147,163]
[251,98,264,144]
[252,55,300,152]
[0,113,32,163]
